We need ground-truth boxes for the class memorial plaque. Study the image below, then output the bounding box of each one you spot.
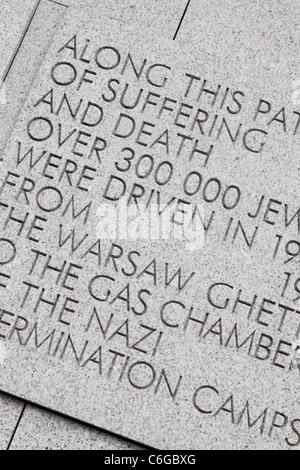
[0,0,184,450]
[0,0,299,450]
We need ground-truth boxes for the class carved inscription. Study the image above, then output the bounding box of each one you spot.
[0,31,299,449]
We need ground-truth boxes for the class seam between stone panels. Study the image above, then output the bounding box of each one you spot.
[173,0,192,40]
[47,0,69,8]
[2,0,69,84]
[0,390,151,450]
[2,0,42,83]
[0,0,71,160]
[6,403,27,451]
[2,0,183,452]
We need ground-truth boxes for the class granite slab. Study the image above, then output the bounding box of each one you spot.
[0,0,186,451]
[0,0,299,450]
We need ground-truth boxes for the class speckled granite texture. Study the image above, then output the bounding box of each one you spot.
[0,394,23,450]
[0,0,36,81]
[8,405,142,450]
[0,0,67,450]
[0,0,186,451]
[0,0,300,450]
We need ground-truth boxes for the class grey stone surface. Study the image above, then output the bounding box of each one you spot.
[181,0,300,62]
[9,404,142,450]
[0,0,184,451]
[0,0,184,157]
[0,0,36,81]
[0,0,74,451]
[0,0,300,451]
[0,0,73,153]
[0,0,66,451]
[0,395,23,450]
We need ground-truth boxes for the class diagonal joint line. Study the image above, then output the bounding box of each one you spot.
[2,0,42,83]
[48,0,69,7]
[173,0,192,40]
[6,403,27,450]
